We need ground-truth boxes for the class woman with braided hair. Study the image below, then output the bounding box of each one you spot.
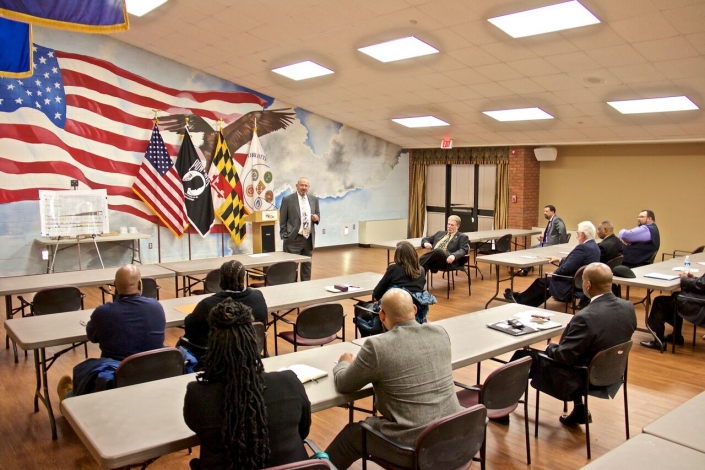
[185,260,268,347]
[183,299,311,469]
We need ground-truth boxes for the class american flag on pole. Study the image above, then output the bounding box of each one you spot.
[210,130,247,244]
[0,43,267,225]
[132,124,188,237]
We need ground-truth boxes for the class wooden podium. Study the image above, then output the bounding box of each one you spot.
[245,210,279,253]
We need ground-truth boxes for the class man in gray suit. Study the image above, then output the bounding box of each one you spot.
[279,177,320,281]
[325,289,461,469]
[519,204,568,276]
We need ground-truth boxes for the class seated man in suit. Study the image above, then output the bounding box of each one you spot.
[419,215,469,273]
[325,288,461,469]
[641,272,705,349]
[597,220,622,263]
[57,265,166,399]
[506,221,600,308]
[619,209,660,268]
[512,263,636,425]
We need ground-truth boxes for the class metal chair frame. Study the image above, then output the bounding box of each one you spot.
[273,303,345,355]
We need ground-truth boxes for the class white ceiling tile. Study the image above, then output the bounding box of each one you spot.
[653,56,705,80]
[523,92,568,107]
[442,68,494,86]
[686,31,705,54]
[480,41,537,62]
[591,0,660,21]
[498,78,546,94]
[446,46,500,67]
[474,63,525,81]
[439,86,484,101]
[633,36,700,61]
[531,74,582,91]
[553,87,603,103]
[608,63,668,84]
[522,35,580,57]
[506,57,562,77]
[544,51,603,73]
[609,125,651,138]
[662,3,705,34]
[450,20,506,46]
[610,13,680,43]
[469,82,514,98]
[640,123,689,136]
[564,25,627,50]
[585,44,647,68]
[415,72,461,88]
[548,128,589,140]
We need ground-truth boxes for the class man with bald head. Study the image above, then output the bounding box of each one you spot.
[58,265,166,399]
[86,265,166,360]
[325,289,460,469]
[512,263,636,426]
[597,221,622,263]
[279,177,320,281]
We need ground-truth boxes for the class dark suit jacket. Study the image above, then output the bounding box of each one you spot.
[420,231,470,261]
[279,192,320,246]
[531,293,636,401]
[548,239,600,301]
[598,234,623,263]
[677,274,705,327]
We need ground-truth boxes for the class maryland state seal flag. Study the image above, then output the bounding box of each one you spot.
[209,130,247,244]
[175,130,214,237]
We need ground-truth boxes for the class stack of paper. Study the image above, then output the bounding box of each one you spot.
[278,364,328,384]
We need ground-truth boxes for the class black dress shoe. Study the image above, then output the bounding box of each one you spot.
[489,415,510,425]
[640,339,663,350]
[665,334,685,345]
[504,289,516,302]
[559,406,592,426]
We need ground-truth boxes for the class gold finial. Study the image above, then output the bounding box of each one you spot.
[152,109,159,125]
[253,117,257,134]
[218,119,224,131]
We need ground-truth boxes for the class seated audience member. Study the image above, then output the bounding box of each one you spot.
[506,221,600,308]
[57,265,166,399]
[512,263,636,425]
[641,272,705,349]
[535,204,568,247]
[325,288,461,469]
[619,209,660,268]
[419,215,469,273]
[373,241,434,323]
[597,220,622,263]
[185,260,267,347]
[517,204,567,276]
[184,299,311,469]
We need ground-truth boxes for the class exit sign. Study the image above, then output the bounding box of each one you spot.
[441,139,453,149]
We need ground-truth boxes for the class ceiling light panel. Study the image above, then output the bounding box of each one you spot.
[125,0,168,17]
[488,1,600,39]
[607,96,699,114]
[483,108,554,122]
[358,36,439,63]
[392,116,449,128]
[271,61,334,81]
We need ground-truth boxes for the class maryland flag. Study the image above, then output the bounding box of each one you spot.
[209,130,247,244]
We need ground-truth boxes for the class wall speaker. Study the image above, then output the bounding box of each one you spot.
[534,147,557,161]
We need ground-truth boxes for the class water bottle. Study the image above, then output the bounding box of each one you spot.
[684,255,691,274]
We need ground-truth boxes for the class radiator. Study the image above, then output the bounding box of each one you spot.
[359,219,408,245]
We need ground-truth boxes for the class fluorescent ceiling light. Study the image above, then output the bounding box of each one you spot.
[271,61,334,81]
[488,0,600,38]
[607,96,699,114]
[125,0,168,17]
[358,36,439,63]
[483,108,554,122]
[392,116,449,128]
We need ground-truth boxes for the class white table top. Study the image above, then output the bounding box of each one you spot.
[370,228,541,250]
[580,434,705,469]
[5,272,382,351]
[476,243,575,269]
[354,304,572,369]
[611,252,705,291]
[157,252,311,276]
[643,391,705,453]
[35,233,151,245]
[60,341,365,469]
[0,264,175,297]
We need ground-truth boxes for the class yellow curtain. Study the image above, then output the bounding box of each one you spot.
[409,161,426,238]
[494,160,509,229]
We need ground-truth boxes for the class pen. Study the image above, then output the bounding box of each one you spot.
[79,320,86,327]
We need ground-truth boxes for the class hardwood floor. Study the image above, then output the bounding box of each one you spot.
[1,245,703,469]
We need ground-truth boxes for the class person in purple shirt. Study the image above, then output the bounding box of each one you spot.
[618,210,660,268]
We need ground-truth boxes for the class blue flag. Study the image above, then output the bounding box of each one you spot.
[0,17,32,78]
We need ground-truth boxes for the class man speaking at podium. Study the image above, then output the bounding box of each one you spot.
[279,177,320,281]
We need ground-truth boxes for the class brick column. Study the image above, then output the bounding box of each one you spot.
[508,146,539,229]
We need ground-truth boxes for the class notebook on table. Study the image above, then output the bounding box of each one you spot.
[278,364,328,384]
[488,318,562,336]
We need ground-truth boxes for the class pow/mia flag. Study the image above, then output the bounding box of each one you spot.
[175,130,214,237]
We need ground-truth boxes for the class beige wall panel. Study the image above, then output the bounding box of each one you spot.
[538,143,705,259]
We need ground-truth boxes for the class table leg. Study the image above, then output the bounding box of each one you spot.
[640,289,664,352]
[174,276,180,298]
[5,295,18,363]
[485,264,502,309]
[33,348,57,440]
